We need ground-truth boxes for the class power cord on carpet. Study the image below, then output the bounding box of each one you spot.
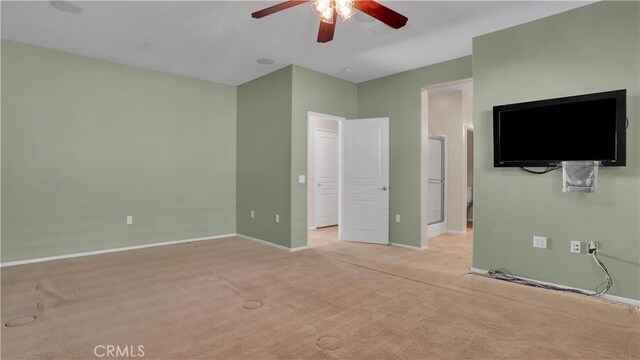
[483,268,590,295]
[483,248,614,297]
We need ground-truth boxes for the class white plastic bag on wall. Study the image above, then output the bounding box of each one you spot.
[562,161,599,193]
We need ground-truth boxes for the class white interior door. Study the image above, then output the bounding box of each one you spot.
[428,136,447,238]
[341,118,389,244]
[315,129,338,228]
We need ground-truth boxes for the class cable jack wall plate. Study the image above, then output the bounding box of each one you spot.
[571,241,581,254]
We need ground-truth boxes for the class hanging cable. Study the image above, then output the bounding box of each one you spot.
[588,242,613,296]
[483,243,613,298]
[519,165,561,175]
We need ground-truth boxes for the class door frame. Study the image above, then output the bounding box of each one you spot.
[421,78,473,247]
[463,124,474,225]
[314,128,339,229]
[427,134,448,238]
[307,112,345,242]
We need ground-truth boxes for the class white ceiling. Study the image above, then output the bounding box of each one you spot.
[1,1,593,85]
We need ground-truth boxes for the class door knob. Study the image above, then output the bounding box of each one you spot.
[380,186,388,191]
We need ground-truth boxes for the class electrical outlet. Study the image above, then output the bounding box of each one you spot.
[275,214,279,223]
[250,210,255,219]
[126,216,133,225]
[570,241,581,254]
[533,236,547,249]
[395,214,400,223]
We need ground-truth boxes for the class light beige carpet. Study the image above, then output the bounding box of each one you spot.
[308,226,339,248]
[2,231,639,359]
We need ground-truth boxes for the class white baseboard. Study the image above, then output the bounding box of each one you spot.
[0,233,237,268]
[237,234,307,252]
[390,242,427,251]
[447,230,467,235]
[470,268,639,307]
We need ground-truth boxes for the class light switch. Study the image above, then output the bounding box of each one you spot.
[533,236,547,249]
[298,175,306,184]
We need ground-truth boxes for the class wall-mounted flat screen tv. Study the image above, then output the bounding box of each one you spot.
[493,89,626,167]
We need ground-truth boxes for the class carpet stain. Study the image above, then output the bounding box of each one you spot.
[2,233,638,359]
[242,300,263,310]
[33,279,84,313]
[316,336,341,350]
[5,316,37,327]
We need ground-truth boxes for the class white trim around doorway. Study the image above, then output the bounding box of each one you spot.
[307,112,346,245]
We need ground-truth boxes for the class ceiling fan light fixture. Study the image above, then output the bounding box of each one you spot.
[312,0,333,23]
[313,0,354,23]
[251,0,407,43]
[334,0,355,20]
[322,7,335,24]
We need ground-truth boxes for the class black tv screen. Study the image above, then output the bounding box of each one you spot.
[493,90,626,167]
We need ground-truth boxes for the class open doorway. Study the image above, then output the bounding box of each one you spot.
[307,112,343,248]
[307,113,391,249]
[421,79,474,246]
[465,126,474,229]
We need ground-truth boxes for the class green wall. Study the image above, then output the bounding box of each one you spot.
[1,40,237,262]
[236,66,293,247]
[236,65,357,248]
[290,66,357,248]
[472,1,640,300]
[4,1,638,303]
[238,58,470,250]
[357,57,473,247]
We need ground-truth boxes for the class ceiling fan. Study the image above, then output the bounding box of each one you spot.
[251,0,408,43]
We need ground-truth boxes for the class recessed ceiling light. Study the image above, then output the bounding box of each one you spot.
[342,67,353,73]
[256,58,275,65]
[50,1,83,14]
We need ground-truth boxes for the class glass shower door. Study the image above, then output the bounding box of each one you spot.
[428,136,445,226]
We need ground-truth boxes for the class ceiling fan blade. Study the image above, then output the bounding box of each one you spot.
[251,0,308,19]
[317,11,338,43]
[353,0,408,29]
